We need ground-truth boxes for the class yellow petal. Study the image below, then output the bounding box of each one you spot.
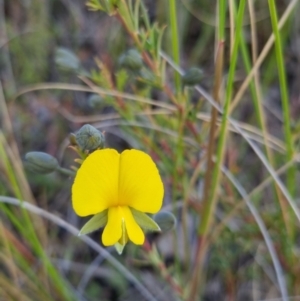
[118,150,164,213]
[123,206,144,245]
[102,207,122,246]
[72,149,119,216]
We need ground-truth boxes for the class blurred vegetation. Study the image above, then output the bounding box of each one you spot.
[1,0,300,300]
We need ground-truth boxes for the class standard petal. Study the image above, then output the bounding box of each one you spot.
[102,207,122,246]
[123,206,144,245]
[72,149,119,216]
[118,150,164,213]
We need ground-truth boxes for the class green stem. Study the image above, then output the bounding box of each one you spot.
[168,0,181,95]
[57,167,75,177]
[267,0,295,197]
[187,1,227,300]
[238,1,292,241]
[198,0,247,236]
[218,0,226,40]
[199,0,246,237]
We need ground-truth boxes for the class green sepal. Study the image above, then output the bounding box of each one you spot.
[130,208,161,232]
[78,210,108,236]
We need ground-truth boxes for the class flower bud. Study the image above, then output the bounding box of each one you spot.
[25,152,59,174]
[119,49,143,71]
[55,47,80,71]
[87,94,103,109]
[182,67,203,86]
[75,124,105,152]
[153,211,176,232]
[136,68,157,88]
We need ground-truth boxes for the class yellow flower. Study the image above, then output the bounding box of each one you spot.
[72,149,164,246]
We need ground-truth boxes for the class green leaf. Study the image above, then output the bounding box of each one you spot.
[111,0,120,7]
[86,0,104,11]
[78,210,108,236]
[130,208,161,232]
[115,69,129,91]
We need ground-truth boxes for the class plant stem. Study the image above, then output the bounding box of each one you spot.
[199,0,245,242]
[267,0,295,210]
[239,0,292,242]
[187,0,226,299]
[188,1,247,300]
[168,0,181,95]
